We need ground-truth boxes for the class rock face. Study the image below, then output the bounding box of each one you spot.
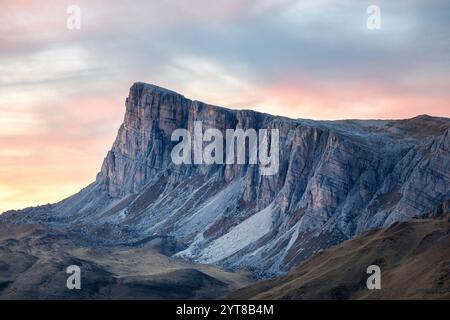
[2,82,449,276]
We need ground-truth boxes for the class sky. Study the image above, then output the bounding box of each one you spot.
[0,0,449,213]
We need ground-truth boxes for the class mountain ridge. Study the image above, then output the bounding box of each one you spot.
[1,82,449,276]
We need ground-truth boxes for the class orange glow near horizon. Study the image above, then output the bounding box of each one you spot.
[0,97,123,213]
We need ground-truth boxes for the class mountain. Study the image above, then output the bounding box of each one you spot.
[228,212,450,299]
[1,82,449,277]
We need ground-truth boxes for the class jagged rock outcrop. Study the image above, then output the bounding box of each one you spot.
[2,82,449,276]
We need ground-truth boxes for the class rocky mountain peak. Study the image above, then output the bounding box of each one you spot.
[2,82,449,276]
[128,82,184,102]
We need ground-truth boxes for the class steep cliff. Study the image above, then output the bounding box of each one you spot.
[2,82,449,276]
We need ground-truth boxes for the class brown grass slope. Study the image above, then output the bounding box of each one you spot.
[0,224,253,299]
[228,215,450,300]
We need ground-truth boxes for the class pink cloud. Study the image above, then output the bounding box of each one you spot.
[252,80,450,120]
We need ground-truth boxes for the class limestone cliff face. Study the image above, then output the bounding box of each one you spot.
[3,82,449,276]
